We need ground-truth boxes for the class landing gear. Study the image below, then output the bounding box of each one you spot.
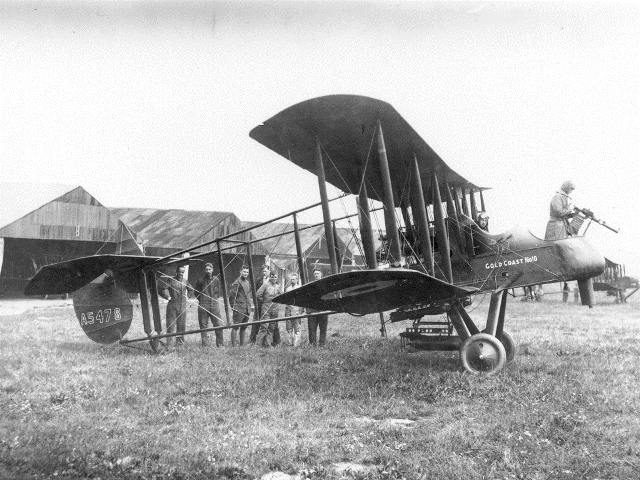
[459,333,507,376]
[397,290,516,375]
[453,290,512,375]
[482,329,516,363]
[495,330,516,363]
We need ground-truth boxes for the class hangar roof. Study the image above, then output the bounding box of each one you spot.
[0,182,78,230]
[110,208,234,250]
[0,186,123,243]
[244,221,357,261]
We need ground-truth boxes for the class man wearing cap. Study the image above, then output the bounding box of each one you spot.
[249,264,271,344]
[477,212,489,231]
[545,180,576,240]
[307,268,329,346]
[159,265,193,348]
[255,271,282,347]
[228,265,252,346]
[195,262,223,347]
[284,272,303,347]
[542,181,577,301]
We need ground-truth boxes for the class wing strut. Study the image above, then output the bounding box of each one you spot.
[432,173,453,283]
[469,187,478,222]
[148,270,163,334]
[410,154,434,275]
[245,242,261,323]
[332,220,343,272]
[452,186,463,218]
[444,179,466,256]
[217,240,233,326]
[460,187,470,216]
[293,213,308,284]
[452,185,475,254]
[315,138,339,274]
[357,174,378,269]
[376,121,403,265]
[138,270,153,336]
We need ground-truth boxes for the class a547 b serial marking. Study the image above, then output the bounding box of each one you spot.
[80,308,122,325]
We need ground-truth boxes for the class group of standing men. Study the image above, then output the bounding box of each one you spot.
[158,262,328,349]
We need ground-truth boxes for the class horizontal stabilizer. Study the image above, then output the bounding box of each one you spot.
[273,269,477,315]
[24,255,159,295]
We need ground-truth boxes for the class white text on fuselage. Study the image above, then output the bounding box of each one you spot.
[485,256,537,270]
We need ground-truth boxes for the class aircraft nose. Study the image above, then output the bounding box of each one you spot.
[555,236,605,280]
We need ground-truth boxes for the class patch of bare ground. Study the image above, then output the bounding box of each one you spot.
[1,294,639,478]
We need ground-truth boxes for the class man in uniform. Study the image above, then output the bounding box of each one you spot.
[249,264,271,344]
[543,180,577,300]
[545,180,576,240]
[229,265,252,346]
[284,272,303,346]
[255,271,282,347]
[307,267,329,346]
[195,262,223,347]
[159,265,193,348]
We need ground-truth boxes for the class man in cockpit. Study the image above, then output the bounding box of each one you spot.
[477,212,489,232]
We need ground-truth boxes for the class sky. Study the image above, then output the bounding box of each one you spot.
[1,1,638,271]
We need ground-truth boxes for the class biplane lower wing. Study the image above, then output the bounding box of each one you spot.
[274,269,478,316]
[24,255,159,295]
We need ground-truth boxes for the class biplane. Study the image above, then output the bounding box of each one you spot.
[25,95,611,375]
[592,258,638,303]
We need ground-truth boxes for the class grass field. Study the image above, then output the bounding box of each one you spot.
[1,292,639,479]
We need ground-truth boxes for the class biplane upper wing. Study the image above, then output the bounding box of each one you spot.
[273,269,478,315]
[24,255,160,295]
[249,95,487,204]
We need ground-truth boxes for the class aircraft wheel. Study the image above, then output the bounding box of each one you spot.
[459,333,506,376]
[482,329,516,363]
[497,331,516,363]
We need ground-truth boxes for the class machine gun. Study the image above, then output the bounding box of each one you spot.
[572,206,619,234]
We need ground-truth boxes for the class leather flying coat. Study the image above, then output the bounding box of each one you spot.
[545,191,573,240]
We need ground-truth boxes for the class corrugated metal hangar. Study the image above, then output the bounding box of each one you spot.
[110,207,267,289]
[0,187,137,296]
[244,221,366,280]
[0,186,267,297]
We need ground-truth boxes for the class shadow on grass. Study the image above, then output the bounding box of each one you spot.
[57,341,104,353]
[56,341,155,358]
